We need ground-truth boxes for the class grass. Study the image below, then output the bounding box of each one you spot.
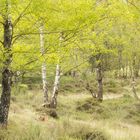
[0,77,140,140]
[6,90,140,140]
[76,94,140,123]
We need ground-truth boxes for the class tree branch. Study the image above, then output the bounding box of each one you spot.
[12,29,79,45]
[128,1,140,12]
[13,0,32,27]
[0,21,4,25]
[0,40,3,45]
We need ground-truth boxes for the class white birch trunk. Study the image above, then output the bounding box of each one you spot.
[40,25,48,104]
[50,33,62,108]
[50,64,60,108]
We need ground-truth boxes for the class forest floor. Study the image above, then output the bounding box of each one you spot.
[0,77,140,140]
[1,90,138,140]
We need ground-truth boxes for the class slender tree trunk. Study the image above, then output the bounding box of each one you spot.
[122,66,125,78]
[50,33,63,108]
[129,64,133,78]
[96,55,103,101]
[41,63,49,104]
[40,25,49,105]
[125,61,128,78]
[0,1,13,127]
[86,83,96,98]
[21,72,25,83]
[132,77,140,101]
[132,53,139,78]
[131,54,140,101]
[118,47,123,78]
[50,64,60,108]
[71,70,76,77]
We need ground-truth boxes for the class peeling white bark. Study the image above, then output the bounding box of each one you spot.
[51,64,60,108]
[40,25,48,104]
[50,33,62,108]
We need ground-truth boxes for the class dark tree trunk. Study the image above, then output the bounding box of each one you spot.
[0,17,13,127]
[0,69,12,126]
[96,54,103,101]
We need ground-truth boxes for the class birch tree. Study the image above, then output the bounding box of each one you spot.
[50,33,63,108]
[40,24,49,105]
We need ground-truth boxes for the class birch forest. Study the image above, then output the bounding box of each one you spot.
[0,0,140,140]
